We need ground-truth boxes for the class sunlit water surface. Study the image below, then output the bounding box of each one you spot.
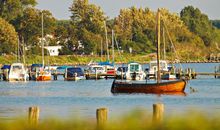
[0,63,219,120]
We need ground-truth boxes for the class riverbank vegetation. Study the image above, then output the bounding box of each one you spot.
[0,0,219,64]
[1,111,220,130]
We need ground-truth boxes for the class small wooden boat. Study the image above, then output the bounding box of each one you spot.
[111,79,186,94]
[111,9,187,94]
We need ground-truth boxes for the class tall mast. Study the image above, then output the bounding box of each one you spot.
[17,38,20,62]
[104,21,109,61]
[41,12,44,67]
[156,9,161,83]
[101,39,103,61]
[163,27,166,60]
[112,29,114,62]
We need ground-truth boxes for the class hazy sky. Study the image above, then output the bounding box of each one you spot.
[36,0,219,20]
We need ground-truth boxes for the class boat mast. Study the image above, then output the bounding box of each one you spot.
[41,12,44,67]
[112,29,114,62]
[163,27,166,60]
[17,38,20,62]
[101,39,103,61]
[104,21,109,61]
[156,9,161,83]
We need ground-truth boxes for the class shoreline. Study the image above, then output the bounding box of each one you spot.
[0,61,219,67]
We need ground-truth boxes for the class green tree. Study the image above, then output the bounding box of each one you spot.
[55,20,75,55]
[180,6,215,46]
[0,0,37,22]
[69,0,106,54]
[212,20,220,29]
[114,7,156,53]
[0,17,18,54]
[14,8,56,54]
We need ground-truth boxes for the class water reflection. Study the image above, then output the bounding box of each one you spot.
[0,63,219,120]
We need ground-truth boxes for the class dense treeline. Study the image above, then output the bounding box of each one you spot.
[0,0,219,61]
[212,20,220,29]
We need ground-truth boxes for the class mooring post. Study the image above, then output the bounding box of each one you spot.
[96,108,108,127]
[28,106,40,125]
[153,103,164,123]
[95,68,98,80]
[5,69,9,81]
[215,66,217,79]
[53,69,57,81]
[121,69,123,80]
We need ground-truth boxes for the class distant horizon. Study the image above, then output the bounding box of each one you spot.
[36,0,220,20]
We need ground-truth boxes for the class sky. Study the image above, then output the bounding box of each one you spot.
[36,0,219,20]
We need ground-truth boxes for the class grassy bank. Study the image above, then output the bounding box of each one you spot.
[0,111,220,130]
[0,53,215,65]
[0,53,152,65]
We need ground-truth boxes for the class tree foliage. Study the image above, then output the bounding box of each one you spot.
[13,8,56,54]
[212,20,220,29]
[180,6,215,46]
[69,0,106,54]
[0,0,37,22]
[0,17,18,54]
[0,0,218,60]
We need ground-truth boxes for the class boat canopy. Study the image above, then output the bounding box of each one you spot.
[1,65,11,69]
[57,66,70,70]
[67,67,84,76]
[31,64,43,67]
[98,61,114,66]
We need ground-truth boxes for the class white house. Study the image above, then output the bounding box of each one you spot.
[44,46,62,56]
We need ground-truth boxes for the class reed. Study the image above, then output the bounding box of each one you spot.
[0,110,220,130]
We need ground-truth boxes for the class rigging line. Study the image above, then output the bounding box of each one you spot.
[215,42,220,51]
[161,17,183,69]
[114,34,123,65]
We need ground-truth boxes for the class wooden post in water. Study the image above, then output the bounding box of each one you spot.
[215,66,217,79]
[95,68,98,80]
[96,108,108,126]
[121,69,123,80]
[153,103,164,123]
[28,106,40,125]
[5,69,9,81]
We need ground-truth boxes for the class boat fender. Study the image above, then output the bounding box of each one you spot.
[74,73,77,77]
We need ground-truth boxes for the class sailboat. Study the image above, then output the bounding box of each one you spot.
[36,12,51,81]
[8,38,29,82]
[111,9,186,94]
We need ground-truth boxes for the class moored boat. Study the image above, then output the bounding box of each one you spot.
[85,65,106,79]
[36,12,52,81]
[30,64,43,80]
[111,79,186,94]
[64,67,85,81]
[125,62,146,80]
[116,66,128,79]
[36,69,51,81]
[8,63,29,82]
[111,9,187,94]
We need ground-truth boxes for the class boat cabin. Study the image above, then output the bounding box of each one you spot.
[125,62,146,80]
[8,63,29,81]
[65,67,85,81]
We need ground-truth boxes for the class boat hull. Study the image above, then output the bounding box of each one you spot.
[36,75,51,81]
[65,76,85,81]
[111,80,186,94]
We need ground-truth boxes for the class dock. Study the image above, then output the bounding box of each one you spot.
[85,73,116,79]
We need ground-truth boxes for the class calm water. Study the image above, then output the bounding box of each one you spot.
[0,63,219,120]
